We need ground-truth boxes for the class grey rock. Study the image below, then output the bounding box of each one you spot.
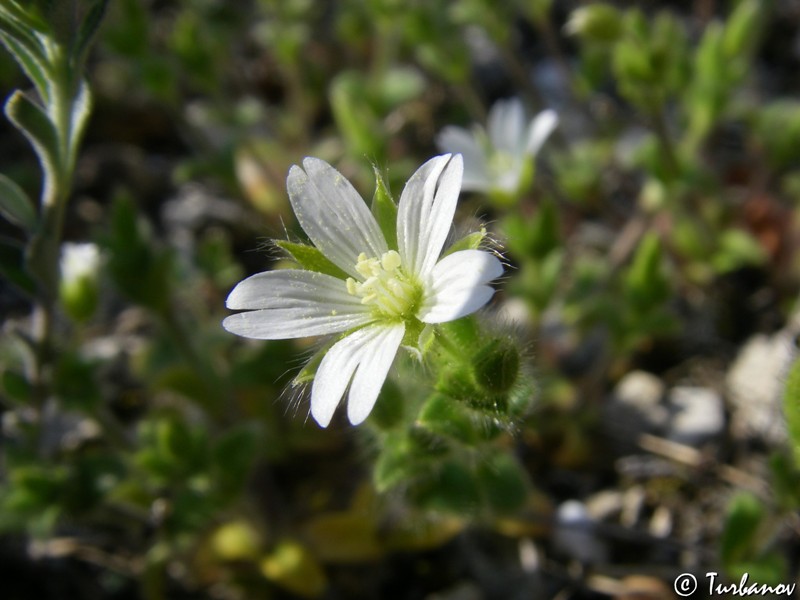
[604,370,668,453]
[726,332,795,445]
[666,386,725,446]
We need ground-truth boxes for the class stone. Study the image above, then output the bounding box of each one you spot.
[666,386,725,446]
[726,332,795,445]
[604,371,668,454]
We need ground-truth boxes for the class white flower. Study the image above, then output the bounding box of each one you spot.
[223,154,503,427]
[436,98,558,197]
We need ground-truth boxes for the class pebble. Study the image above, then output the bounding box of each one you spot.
[604,371,668,454]
[666,386,725,446]
[726,332,795,445]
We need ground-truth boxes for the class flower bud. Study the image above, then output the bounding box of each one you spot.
[564,4,623,44]
[472,338,520,394]
[59,242,101,322]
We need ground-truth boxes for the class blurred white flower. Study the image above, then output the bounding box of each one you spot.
[60,242,101,283]
[223,154,503,427]
[59,242,102,322]
[437,98,558,199]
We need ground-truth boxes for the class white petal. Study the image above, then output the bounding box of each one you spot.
[419,249,503,323]
[436,127,490,191]
[488,98,525,155]
[223,270,373,339]
[397,154,463,279]
[310,325,399,427]
[311,328,374,427]
[287,158,387,278]
[226,269,363,310]
[347,323,405,425]
[525,109,558,156]
[223,309,373,340]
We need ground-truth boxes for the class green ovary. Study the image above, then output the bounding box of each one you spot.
[346,250,422,320]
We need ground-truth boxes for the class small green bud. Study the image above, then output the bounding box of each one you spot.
[565,4,623,44]
[472,337,520,394]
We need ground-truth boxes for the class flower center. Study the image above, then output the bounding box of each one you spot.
[488,150,520,189]
[346,250,420,320]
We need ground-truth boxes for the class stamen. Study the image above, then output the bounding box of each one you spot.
[345,251,420,319]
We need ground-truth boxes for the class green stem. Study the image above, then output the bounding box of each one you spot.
[28,45,78,409]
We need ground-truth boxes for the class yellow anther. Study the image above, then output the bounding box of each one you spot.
[381,250,401,271]
[346,278,358,295]
[347,251,420,318]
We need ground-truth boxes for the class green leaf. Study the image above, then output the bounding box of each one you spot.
[723,0,764,59]
[0,235,36,295]
[0,31,51,102]
[213,425,260,496]
[73,0,109,62]
[373,434,421,492]
[5,90,61,193]
[711,229,766,273]
[412,461,481,514]
[0,1,49,34]
[275,240,348,279]
[476,453,529,514]
[66,79,92,165]
[370,166,397,249]
[623,232,670,310]
[720,492,764,566]
[53,352,102,411]
[418,394,478,444]
[0,173,36,232]
[784,358,800,467]
[2,370,31,403]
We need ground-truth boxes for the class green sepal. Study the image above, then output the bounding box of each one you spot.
[443,227,485,258]
[275,240,349,280]
[0,173,37,232]
[371,166,397,250]
[292,338,336,387]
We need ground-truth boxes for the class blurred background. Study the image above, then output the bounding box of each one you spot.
[1,0,800,598]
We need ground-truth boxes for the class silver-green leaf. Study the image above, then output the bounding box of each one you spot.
[0,173,37,232]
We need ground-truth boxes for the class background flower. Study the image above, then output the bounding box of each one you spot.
[437,97,558,201]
